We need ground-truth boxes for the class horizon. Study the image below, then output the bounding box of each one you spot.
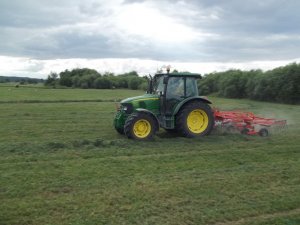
[0,57,300,80]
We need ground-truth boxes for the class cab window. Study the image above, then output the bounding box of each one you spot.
[166,77,185,98]
[153,76,164,94]
[186,78,198,97]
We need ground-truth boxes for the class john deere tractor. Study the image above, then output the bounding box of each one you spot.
[114,70,214,140]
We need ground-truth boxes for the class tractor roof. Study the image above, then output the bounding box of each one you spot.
[155,72,202,78]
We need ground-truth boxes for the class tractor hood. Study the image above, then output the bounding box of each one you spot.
[120,94,159,104]
[120,93,160,113]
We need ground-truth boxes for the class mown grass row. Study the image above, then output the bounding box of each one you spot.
[0,86,144,102]
[1,132,299,225]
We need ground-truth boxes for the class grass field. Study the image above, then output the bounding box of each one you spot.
[0,84,143,102]
[0,85,299,225]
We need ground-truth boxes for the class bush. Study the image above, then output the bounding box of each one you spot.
[45,69,148,90]
[198,63,300,104]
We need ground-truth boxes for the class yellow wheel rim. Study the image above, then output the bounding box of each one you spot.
[187,109,209,134]
[133,119,151,138]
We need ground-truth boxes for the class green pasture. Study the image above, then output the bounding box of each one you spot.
[0,86,299,225]
[0,84,144,102]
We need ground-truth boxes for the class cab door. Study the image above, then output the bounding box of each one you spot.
[165,77,185,115]
[164,76,198,115]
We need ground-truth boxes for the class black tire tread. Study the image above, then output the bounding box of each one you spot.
[124,113,138,138]
[115,126,124,134]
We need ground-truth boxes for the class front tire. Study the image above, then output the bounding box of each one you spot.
[176,101,214,138]
[115,126,124,134]
[124,112,157,140]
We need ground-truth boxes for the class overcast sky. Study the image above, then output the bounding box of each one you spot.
[0,0,300,78]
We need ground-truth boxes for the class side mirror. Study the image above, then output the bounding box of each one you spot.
[147,75,153,94]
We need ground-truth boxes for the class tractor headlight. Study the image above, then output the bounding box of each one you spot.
[121,103,133,114]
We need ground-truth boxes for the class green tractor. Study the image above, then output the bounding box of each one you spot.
[114,70,214,140]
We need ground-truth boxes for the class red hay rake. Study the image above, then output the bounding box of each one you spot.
[213,109,287,137]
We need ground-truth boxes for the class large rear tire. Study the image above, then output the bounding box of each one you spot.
[176,101,214,138]
[124,112,157,140]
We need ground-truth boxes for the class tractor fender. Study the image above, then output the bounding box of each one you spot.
[173,96,212,115]
[136,108,160,131]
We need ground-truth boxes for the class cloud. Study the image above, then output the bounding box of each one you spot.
[0,0,300,77]
[1,55,299,79]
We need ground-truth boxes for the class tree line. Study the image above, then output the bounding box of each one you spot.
[45,63,299,104]
[198,63,300,104]
[0,76,44,84]
[45,68,147,90]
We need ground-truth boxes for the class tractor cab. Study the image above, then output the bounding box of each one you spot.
[114,70,214,140]
[150,72,201,116]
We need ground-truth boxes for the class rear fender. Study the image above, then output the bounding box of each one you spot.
[173,96,212,115]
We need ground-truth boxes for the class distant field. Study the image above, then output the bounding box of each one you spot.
[0,87,299,225]
[0,84,144,102]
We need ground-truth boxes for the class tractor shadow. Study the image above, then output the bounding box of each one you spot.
[156,127,251,139]
[156,130,182,139]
